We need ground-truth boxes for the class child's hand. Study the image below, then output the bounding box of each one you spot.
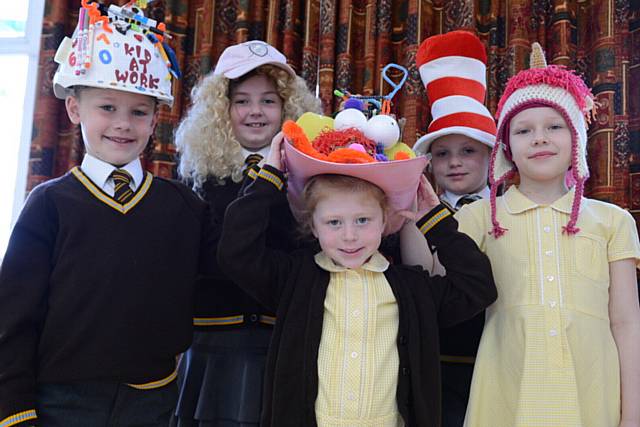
[265,132,286,171]
[396,175,440,223]
[415,175,440,218]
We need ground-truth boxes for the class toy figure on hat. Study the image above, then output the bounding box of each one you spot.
[455,43,640,427]
[214,114,497,425]
[0,2,219,426]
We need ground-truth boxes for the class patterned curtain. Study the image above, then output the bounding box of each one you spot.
[29,0,640,226]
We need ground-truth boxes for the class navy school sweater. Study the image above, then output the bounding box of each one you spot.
[0,167,216,425]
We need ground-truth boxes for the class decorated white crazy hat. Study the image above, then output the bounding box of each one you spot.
[488,42,595,237]
[414,30,496,154]
[53,1,179,106]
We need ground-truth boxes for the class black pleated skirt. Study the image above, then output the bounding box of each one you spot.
[171,328,272,427]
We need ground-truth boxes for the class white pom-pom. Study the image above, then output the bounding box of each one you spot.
[364,115,399,149]
[334,108,368,132]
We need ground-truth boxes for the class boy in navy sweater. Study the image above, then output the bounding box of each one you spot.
[0,3,214,426]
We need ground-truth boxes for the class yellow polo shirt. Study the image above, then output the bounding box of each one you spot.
[314,251,403,427]
[457,186,640,427]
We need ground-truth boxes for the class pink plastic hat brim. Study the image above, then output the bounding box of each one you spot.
[284,141,429,235]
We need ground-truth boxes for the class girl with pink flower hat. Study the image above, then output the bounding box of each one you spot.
[457,43,640,427]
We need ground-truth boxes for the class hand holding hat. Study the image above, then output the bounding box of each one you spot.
[265,131,286,171]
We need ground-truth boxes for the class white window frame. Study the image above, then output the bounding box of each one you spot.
[0,0,45,227]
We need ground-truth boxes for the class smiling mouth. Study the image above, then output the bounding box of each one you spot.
[245,123,267,128]
[340,248,363,255]
[447,173,467,178]
[528,151,556,159]
[105,136,134,144]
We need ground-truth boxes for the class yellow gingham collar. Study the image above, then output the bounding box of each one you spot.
[314,251,390,273]
[503,185,575,215]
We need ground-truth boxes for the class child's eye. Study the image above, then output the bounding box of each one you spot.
[549,124,564,130]
[233,99,249,105]
[463,147,476,155]
[132,109,149,117]
[355,217,369,225]
[433,150,448,158]
[262,98,277,104]
[327,219,341,227]
[513,128,529,135]
[100,105,115,112]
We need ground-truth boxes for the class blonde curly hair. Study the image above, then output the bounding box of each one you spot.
[175,65,321,187]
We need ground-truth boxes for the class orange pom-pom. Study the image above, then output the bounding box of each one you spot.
[327,148,375,164]
[393,152,410,160]
[282,120,328,161]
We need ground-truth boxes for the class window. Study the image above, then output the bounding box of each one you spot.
[0,0,45,257]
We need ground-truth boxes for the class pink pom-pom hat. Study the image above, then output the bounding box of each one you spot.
[489,42,595,238]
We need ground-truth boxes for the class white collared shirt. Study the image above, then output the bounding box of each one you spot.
[441,186,490,210]
[241,145,271,168]
[80,154,144,197]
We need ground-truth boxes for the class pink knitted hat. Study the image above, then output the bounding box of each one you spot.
[489,42,595,237]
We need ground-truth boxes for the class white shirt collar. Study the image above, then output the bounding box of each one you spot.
[441,186,490,208]
[241,145,271,166]
[81,153,144,190]
[313,251,390,273]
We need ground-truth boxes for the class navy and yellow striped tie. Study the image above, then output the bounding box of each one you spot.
[244,153,263,176]
[111,169,134,204]
[455,194,482,210]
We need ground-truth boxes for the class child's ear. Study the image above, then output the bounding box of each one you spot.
[150,107,160,130]
[65,96,81,125]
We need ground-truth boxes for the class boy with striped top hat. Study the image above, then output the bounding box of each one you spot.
[413,30,497,427]
[0,2,215,425]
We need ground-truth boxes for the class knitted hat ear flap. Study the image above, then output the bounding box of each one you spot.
[488,138,516,237]
[563,134,587,235]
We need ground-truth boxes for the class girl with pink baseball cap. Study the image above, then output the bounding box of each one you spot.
[456,43,640,427]
[172,40,320,427]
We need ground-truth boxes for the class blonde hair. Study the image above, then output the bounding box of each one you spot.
[176,65,321,187]
[298,175,388,238]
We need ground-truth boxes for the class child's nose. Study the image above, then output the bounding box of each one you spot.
[248,102,265,116]
[532,128,547,145]
[342,224,357,241]
[448,154,463,167]
[113,113,131,130]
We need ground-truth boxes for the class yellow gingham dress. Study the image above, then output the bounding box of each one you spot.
[456,187,640,427]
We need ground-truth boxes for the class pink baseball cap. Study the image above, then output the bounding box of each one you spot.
[213,40,296,79]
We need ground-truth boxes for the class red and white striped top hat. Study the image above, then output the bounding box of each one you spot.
[413,30,496,154]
